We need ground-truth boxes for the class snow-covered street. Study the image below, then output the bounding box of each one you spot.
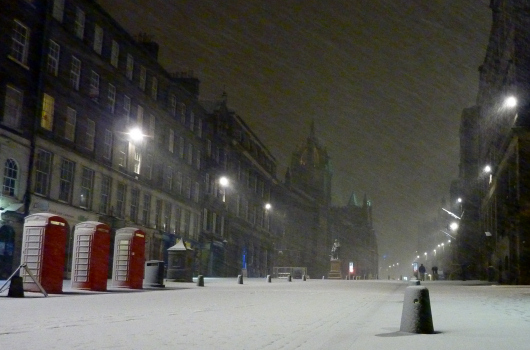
[1,278,529,349]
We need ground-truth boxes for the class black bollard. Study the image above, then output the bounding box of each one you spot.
[287,274,292,282]
[237,275,243,284]
[267,275,271,283]
[8,276,24,298]
[303,274,307,281]
[197,275,204,287]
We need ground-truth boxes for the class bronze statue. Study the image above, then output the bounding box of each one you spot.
[331,239,341,260]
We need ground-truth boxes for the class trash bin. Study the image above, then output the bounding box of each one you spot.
[144,260,165,287]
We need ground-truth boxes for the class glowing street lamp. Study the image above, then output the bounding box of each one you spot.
[449,222,459,231]
[127,127,144,142]
[264,203,272,210]
[504,96,517,108]
[484,165,492,174]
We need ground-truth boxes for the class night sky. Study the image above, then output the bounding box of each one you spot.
[96,0,492,269]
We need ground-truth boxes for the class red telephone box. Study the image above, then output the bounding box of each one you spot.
[112,227,145,289]
[71,221,111,291]
[20,213,68,294]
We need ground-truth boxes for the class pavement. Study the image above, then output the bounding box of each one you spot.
[1,277,529,349]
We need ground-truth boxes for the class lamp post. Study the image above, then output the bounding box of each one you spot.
[219,176,229,203]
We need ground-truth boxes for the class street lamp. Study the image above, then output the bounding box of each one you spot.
[504,96,517,108]
[483,165,492,174]
[264,203,272,210]
[127,127,144,142]
[449,222,459,231]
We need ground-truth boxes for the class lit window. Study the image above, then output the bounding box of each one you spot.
[144,153,152,180]
[179,103,186,124]
[111,40,119,67]
[165,166,172,191]
[117,141,127,167]
[47,40,60,76]
[41,93,54,131]
[52,0,65,22]
[136,105,144,128]
[123,95,131,121]
[139,66,146,90]
[10,20,30,65]
[126,54,134,80]
[69,56,81,90]
[3,85,23,129]
[2,159,18,197]
[74,7,85,39]
[142,193,151,226]
[93,24,103,54]
[148,114,155,136]
[116,183,126,218]
[65,107,76,141]
[187,144,193,165]
[108,84,116,113]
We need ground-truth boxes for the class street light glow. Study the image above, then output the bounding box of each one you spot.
[484,165,492,174]
[504,96,517,108]
[265,203,272,210]
[128,127,144,142]
[450,222,459,231]
[219,176,229,187]
[457,197,462,203]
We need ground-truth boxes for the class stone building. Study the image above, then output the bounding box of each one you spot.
[462,0,530,284]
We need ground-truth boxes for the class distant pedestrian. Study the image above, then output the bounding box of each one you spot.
[432,266,438,280]
[419,264,426,281]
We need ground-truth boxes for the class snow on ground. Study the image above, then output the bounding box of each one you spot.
[1,278,530,349]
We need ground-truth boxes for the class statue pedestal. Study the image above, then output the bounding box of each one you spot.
[328,259,342,279]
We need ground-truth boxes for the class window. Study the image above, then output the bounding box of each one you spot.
[164,202,171,231]
[89,71,99,100]
[123,95,131,120]
[108,84,116,113]
[11,20,30,65]
[74,7,85,39]
[3,85,23,129]
[179,137,185,158]
[151,77,158,100]
[196,150,201,170]
[93,24,103,54]
[176,172,182,194]
[136,105,144,128]
[85,119,95,151]
[189,111,194,131]
[184,177,192,199]
[52,0,65,22]
[165,166,173,191]
[155,199,162,229]
[179,103,186,124]
[69,56,81,90]
[174,207,181,234]
[99,175,111,214]
[197,118,202,138]
[142,193,151,226]
[117,141,127,167]
[193,182,200,203]
[207,140,212,157]
[139,66,146,90]
[116,183,126,218]
[58,158,75,203]
[187,144,193,165]
[170,95,176,116]
[148,114,155,136]
[144,153,152,180]
[111,40,119,67]
[34,149,52,196]
[2,159,18,197]
[65,107,76,141]
[47,40,60,76]
[79,167,94,209]
[169,129,174,153]
[126,54,134,80]
[133,148,141,174]
[41,93,54,131]
[130,188,139,223]
[103,129,112,159]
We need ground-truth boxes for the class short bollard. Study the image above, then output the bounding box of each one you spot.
[267,275,272,283]
[400,286,434,334]
[197,275,204,287]
[303,274,307,281]
[287,274,292,282]
[237,275,243,284]
[8,276,24,298]
[410,279,421,286]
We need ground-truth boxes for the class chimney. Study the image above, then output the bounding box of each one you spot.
[171,70,200,99]
[135,32,159,61]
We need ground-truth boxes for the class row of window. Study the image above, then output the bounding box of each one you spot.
[33,147,201,237]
